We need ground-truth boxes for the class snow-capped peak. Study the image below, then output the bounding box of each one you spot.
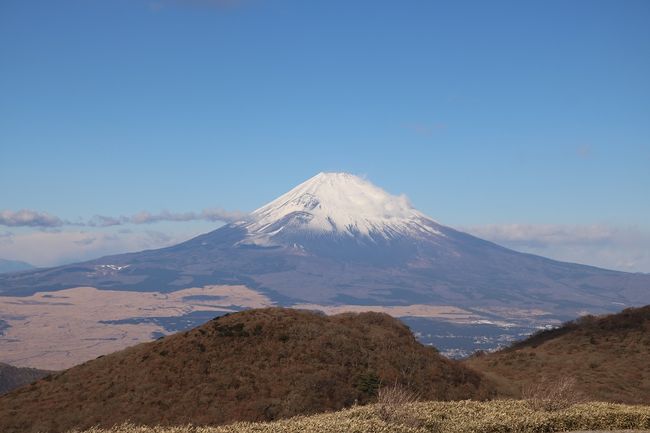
[242,172,440,242]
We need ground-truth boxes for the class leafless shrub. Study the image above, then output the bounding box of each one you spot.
[522,376,586,411]
[375,383,422,427]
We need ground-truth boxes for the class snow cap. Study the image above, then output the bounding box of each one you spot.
[247,172,437,238]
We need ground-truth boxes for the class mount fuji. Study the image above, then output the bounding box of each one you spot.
[1,172,649,365]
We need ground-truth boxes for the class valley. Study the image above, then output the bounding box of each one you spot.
[0,283,555,368]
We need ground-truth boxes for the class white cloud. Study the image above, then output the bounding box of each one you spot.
[0,208,246,228]
[463,223,650,273]
[0,209,66,228]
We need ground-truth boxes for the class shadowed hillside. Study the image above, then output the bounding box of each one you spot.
[466,305,650,404]
[0,363,50,395]
[0,308,494,433]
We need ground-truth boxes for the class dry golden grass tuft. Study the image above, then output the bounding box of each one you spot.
[522,376,586,412]
[375,383,421,427]
[70,400,650,433]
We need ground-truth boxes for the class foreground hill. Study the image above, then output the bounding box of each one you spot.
[0,362,50,395]
[466,305,650,404]
[0,308,494,433]
[73,400,650,433]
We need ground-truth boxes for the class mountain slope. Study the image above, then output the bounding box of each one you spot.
[0,363,51,395]
[0,308,494,433]
[465,305,650,404]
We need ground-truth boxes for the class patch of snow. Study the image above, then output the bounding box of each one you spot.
[241,172,441,242]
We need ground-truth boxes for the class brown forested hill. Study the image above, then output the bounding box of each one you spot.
[0,308,494,433]
[466,305,650,404]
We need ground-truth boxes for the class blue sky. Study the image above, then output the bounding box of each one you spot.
[1,0,649,270]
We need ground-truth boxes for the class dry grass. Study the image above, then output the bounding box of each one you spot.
[522,376,586,411]
[375,383,421,427]
[70,400,650,433]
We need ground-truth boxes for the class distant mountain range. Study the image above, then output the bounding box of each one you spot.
[0,259,34,274]
[1,172,649,367]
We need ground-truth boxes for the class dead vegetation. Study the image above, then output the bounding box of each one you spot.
[466,305,650,404]
[521,376,586,411]
[0,308,494,433]
[70,400,650,433]
[375,383,421,427]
